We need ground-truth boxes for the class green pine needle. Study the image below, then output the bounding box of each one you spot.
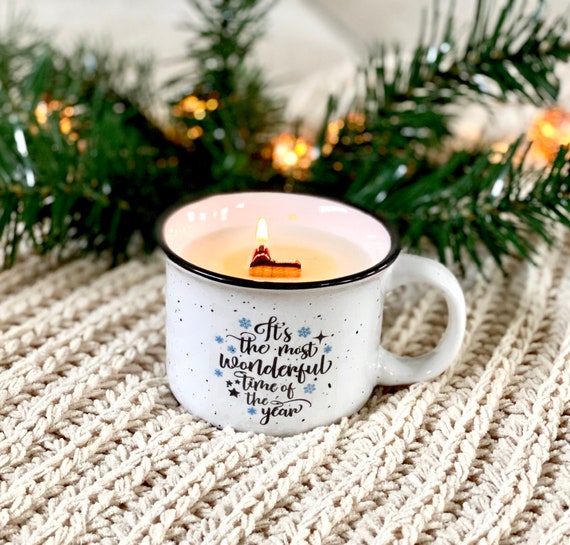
[305,0,570,272]
[387,142,569,272]
[0,21,188,267]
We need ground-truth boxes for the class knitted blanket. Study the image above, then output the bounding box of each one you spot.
[1,229,569,545]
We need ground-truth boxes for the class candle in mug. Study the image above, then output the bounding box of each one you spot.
[182,220,371,282]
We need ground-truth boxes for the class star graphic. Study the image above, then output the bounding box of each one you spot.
[314,330,328,344]
[226,380,233,387]
[228,388,240,398]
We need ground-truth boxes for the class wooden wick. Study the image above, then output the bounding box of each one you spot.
[249,245,301,278]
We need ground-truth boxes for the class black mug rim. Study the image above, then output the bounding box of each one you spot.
[155,191,401,290]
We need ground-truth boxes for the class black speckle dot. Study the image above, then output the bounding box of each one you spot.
[328,383,332,388]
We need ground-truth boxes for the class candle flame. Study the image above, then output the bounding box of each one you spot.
[256,218,269,243]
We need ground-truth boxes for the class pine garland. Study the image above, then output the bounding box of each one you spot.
[303,0,570,271]
[0,0,568,272]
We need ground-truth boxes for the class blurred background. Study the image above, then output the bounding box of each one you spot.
[4,0,569,135]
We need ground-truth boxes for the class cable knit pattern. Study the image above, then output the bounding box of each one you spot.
[1,229,569,545]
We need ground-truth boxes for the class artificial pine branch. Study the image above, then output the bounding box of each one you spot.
[167,0,284,189]
[0,2,283,268]
[381,142,569,272]
[0,20,190,267]
[0,0,569,273]
[305,0,570,270]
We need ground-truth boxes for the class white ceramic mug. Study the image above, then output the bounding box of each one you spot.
[157,192,466,435]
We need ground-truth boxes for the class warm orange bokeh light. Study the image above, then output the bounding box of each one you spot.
[527,107,570,164]
[271,133,316,178]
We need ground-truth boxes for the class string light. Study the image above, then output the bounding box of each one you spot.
[271,133,317,179]
[346,112,366,130]
[172,93,221,146]
[527,107,570,164]
[186,126,204,140]
[34,101,49,125]
[323,119,344,156]
[34,98,75,137]
[323,114,370,157]
[59,117,72,135]
[206,98,219,110]
[175,94,219,118]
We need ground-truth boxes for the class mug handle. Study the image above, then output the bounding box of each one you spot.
[377,254,466,386]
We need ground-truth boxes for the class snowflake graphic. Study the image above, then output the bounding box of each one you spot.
[215,335,224,344]
[298,326,311,338]
[247,406,257,415]
[214,369,223,377]
[239,318,252,329]
[227,345,237,353]
[304,384,316,394]
[323,345,332,354]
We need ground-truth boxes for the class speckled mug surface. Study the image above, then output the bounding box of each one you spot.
[157,192,466,435]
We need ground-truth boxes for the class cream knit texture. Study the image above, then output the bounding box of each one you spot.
[0,229,569,545]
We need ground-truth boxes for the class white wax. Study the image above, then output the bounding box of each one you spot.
[181,226,372,282]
